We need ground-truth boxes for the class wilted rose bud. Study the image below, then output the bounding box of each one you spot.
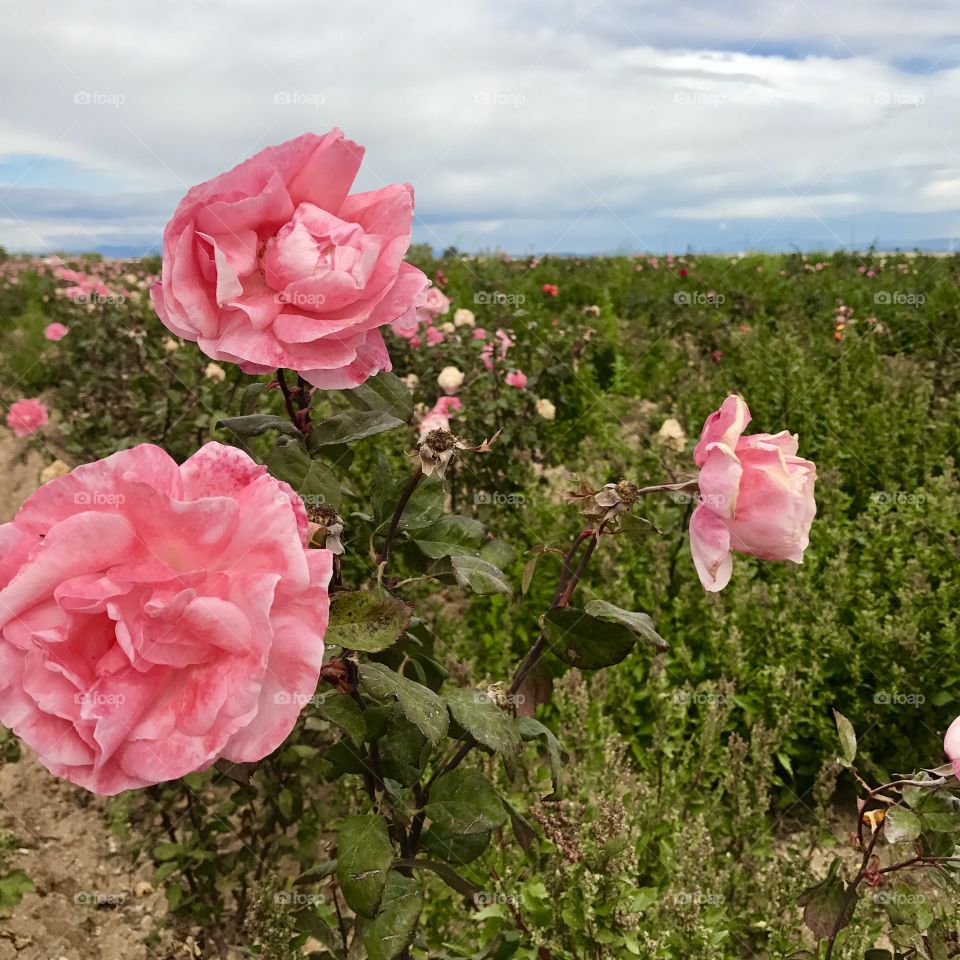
[417,428,459,478]
[307,504,345,555]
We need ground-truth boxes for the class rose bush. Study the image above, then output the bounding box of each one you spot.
[0,442,331,794]
[151,128,429,388]
[690,394,817,591]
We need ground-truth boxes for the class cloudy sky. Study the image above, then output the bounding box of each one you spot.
[2,0,960,254]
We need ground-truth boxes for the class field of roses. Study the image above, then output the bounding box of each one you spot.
[1,134,960,960]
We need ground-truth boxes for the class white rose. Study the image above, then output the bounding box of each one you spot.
[535,398,556,421]
[204,362,226,383]
[437,366,465,395]
[454,308,476,327]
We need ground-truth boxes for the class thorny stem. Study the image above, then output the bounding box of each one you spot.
[276,368,300,430]
[824,828,882,960]
[377,465,424,570]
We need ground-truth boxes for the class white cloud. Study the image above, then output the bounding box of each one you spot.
[1,0,960,252]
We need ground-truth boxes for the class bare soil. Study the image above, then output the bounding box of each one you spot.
[0,431,169,960]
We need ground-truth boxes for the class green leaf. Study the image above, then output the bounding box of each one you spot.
[278,787,295,820]
[521,554,541,595]
[393,858,480,898]
[218,413,302,438]
[884,806,922,843]
[543,608,637,669]
[361,871,424,960]
[378,715,431,787]
[584,600,668,652]
[0,870,35,911]
[444,687,521,763]
[295,860,338,885]
[239,381,268,416]
[337,814,394,919]
[797,859,856,940]
[398,474,444,532]
[326,592,412,654]
[309,409,405,448]
[515,717,568,800]
[359,662,449,747]
[372,453,396,524]
[503,800,537,852]
[315,691,367,746]
[343,371,415,423]
[421,826,491,865]
[424,769,507,836]
[413,516,486,559]
[451,555,512,595]
[832,709,857,765]
[480,538,516,569]
[265,438,342,511]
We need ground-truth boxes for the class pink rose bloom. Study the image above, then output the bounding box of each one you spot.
[495,328,514,358]
[0,442,332,794]
[416,286,451,324]
[44,323,69,342]
[6,399,48,438]
[419,396,463,435]
[425,326,445,347]
[505,370,527,389]
[945,717,960,777]
[690,395,816,592]
[480,343,494,371]
[472,328,486,340]
[151,129,429,389]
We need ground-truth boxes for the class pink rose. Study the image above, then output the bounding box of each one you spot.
[945,716,960,777]
[416,286,451,325]
[0,442,332,794]
[44,323,69,341]
[151,129,429,389]
[6,399,48,438]
[419,396,463,435]
[690,395,816,592]
[505,370,527,389]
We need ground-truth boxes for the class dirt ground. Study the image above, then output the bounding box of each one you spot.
[0,431,170,960]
